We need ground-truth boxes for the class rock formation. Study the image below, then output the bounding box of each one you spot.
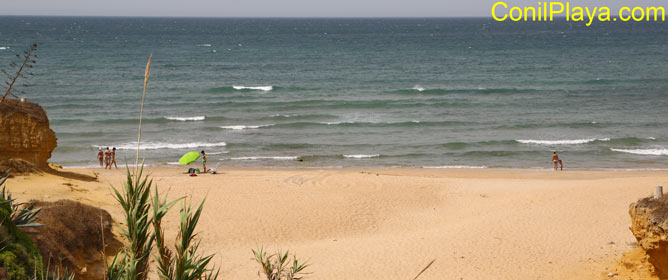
[629,195,668,278]
[0,99,57,171]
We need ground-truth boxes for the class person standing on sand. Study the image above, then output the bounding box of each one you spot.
[111,147,118,169]
[97,149,104,167]
[552,152,563,171]
[201,150,207,173]
[104,147,112,169]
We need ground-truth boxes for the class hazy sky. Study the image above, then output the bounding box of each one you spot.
[3,0,667,17]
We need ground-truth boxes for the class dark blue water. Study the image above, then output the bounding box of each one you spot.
[1,17,667,169]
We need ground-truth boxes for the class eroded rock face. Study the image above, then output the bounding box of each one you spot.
[629,196,668,279]
[0,99,57,170]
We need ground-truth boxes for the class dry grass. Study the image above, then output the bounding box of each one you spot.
[27,199,120,280]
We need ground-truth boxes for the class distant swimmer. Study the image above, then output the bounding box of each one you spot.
[111,147,118,169]
[97,149,104,167]
[552,152,563,171]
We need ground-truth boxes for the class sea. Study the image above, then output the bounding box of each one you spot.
[0,17,666,169]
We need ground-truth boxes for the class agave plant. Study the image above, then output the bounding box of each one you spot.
[0,171,44,231]
[108,166,219,280]
[107,166,155,280]
[41,265,76,280]
[253,247,309,280]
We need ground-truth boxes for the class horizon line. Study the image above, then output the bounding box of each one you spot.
[0,14,494,19]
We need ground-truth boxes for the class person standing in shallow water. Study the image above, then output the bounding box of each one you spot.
[110,147,118,169]
[552,152,563,171]
[201,150,207,173]
[97,149,104,167]
[104,147,112,169]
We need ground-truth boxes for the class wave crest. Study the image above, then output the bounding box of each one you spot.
[343,154,380,159]
[233,85,273,91]
[610,148,668,156]
[164,116,205,121]
[220,124,274,130]
[516,138,610,145]
[108,141,227,150]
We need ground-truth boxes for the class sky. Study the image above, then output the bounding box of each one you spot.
[2,0,667,17]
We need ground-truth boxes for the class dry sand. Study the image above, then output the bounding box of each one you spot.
[5,167,667,279]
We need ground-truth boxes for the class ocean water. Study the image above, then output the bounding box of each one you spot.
[0,17,667,169]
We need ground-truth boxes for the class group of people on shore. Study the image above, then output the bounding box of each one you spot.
[97,147,117,169]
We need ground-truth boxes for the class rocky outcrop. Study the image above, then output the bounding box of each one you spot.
[629,196,668,279]
[0,99,57,170]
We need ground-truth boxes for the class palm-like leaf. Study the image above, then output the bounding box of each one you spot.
[0,171,43,232]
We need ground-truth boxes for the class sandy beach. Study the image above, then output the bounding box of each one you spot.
[5,167,666,279]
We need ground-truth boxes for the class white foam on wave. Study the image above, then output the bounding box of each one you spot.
[343,154,380,159]
[412,85,425,92]
[231,156,298,160]
[270,114,293,118]
[197,44,212,47]
[164,116,205,121]
[422,165,487,169]
[207,151,229,155]
[322,121,350,125]
[107,141,227,150]
[233,85,273,91]
[610,148,668,156]
[0,47,8,50]
[220,124,273,130]
[516,138,610,145]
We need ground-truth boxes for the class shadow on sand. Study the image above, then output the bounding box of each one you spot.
[45,168,98,182]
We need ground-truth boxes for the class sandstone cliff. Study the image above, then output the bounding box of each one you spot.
[0,99,57,171]
[629,196,668,279]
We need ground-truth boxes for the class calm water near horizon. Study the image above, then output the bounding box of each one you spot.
[0,17,667,169]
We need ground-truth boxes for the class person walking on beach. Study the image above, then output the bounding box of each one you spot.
[552,152,563,171]
[201,150,208,173]
[104,147,112,169]
[110,147,118,169]
[97,149,104,167]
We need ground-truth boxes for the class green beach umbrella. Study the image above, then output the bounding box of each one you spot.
[179,152,200,165]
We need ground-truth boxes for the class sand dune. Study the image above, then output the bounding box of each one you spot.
[7,168,666,279]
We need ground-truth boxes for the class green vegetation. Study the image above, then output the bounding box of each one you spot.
[253,247,309,280]
[107,166,219,280]
[0,172,43,279]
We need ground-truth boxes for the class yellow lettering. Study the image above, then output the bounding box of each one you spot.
[524,6,536,21]
[646,7,665,21]
[550,2,564,20]
[597,7,611,23]
[510,7,523,21]
[620,7,631,21]
[585,7,597,26]
[572,7,584,21]
[632,7,644,21]
[492,2,508,21]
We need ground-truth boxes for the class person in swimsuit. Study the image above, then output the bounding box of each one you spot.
[97,149,104,167]
[104,147,112,169]
[111,147,118,169]
[552,152,563,171]
[201,150,207,173]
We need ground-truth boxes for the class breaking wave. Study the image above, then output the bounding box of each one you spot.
[108,141,227,150]
[516,138,610,145]
[164,116,206,121]
[610,148,668,156]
